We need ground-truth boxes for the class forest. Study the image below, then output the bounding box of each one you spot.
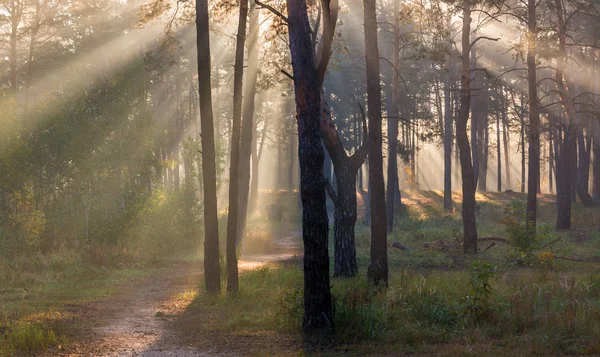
[2,0,600,355]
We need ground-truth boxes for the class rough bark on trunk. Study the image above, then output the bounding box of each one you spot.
[196,0,221,293]
[457,0,478,254]
[321,96,369,279]
[364,0,388,286]
[526,0,539,232]
[286,0,333,334]
[386,2,401,233]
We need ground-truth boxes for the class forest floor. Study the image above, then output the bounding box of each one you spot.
[4,189,600,356]
[37,229,303,356]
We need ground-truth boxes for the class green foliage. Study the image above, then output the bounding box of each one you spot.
[501,201,552,265]
[461,260,497,323]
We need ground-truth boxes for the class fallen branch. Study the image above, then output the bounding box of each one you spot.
[540,237,562,249]
[481,242,496,252]
[555,255,600,263]
[478,236,511,245]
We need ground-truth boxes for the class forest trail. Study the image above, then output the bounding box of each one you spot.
[53,230,302,357]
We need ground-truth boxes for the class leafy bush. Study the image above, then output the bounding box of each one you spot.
[461,260,497,324]
[501,200,552,265]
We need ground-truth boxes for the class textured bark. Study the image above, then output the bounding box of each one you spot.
[321,97,368,279]
[364,0,388,285]
[238,1,260,242]
[196,0,221,293]
[457,0,478,254]
[526,0,539,231]
[386,2,401,233]
[286,0,333,334]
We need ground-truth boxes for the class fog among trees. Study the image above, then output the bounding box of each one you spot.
[2,0,600,355]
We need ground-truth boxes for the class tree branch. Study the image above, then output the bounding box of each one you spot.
[255,0,288,23]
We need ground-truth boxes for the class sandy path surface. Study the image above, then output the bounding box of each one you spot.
[52,231,302,357]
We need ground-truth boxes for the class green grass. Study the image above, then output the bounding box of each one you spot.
[0,249,174,356]
[173,190,600,356]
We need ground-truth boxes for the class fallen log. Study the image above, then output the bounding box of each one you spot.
[554,255,600,263]
[391,241,410,251]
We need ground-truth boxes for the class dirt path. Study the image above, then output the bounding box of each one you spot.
[54,231,302,357]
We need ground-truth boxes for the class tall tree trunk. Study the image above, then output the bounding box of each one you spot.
[479,113,489,191]
[470,36,479,190]
[577,127,593,204]
[520,94,526,193]
[549,126,554,193]
[386,2,400,233]
[286,0,333,334]
[457,0,478,254]
[526,0,539,231]
[443,54,453,211]
[364,0,388,286]
[249,122,267,214]
[225,0,248,293]
[238,1,260,242]
[555,0,577,229]
[497,112,501,192]
[196,0,221,293]
[594,134,600,199]
[502,88,511,190]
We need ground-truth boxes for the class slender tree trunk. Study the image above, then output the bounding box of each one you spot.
[457,0,478,254]
[286,0,333,334]
[386,2,400,233]
[497,112,501,192]
[577,127,593,205]
[364,0,388,285]
[238,1,260,242]
[594,135,600,199]
[520,95,526,193]
[549,127,554,193]
[526,0,539,231]
[444,55,453,211]
[479,114,489,191]
[470,36,479,190]
[502,88,511,190]
[225,0,248,292]
[196,0,221,293]
[24,0,41,113]
[249,123,267,214]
